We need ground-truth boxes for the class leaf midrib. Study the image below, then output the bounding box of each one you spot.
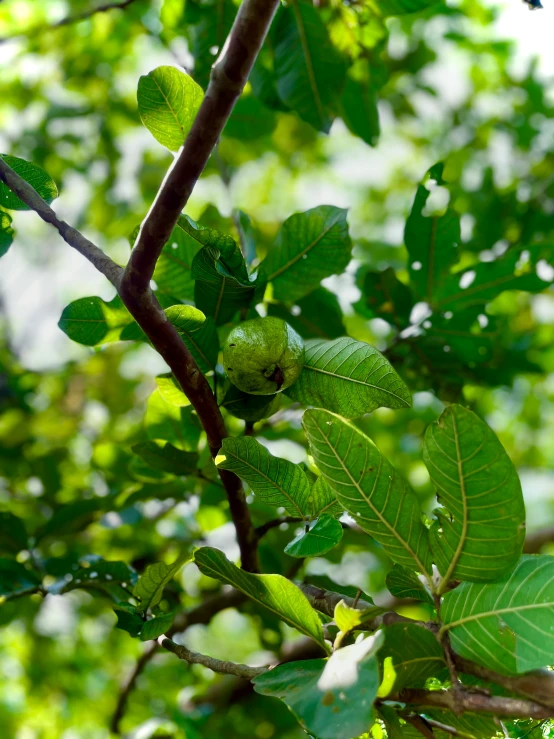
[265,217,339,282]
[443,600,554,632]
[304,364,410,405]
[290,0,326,128]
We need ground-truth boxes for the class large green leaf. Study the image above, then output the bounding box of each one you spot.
[284,515,343,558]
[0,558,41,598]
[380,623,446,691]
[137,66,204,151]
[433,244,554,313]
[303,409,432,577]
[132,441,198,476]
[272,0,346,132]
[140,612,175,641]
[164,305,219,373]
[133,550,191,614]
[152,216,205,303]
[268,286,345,340]
[194,547,327,649]
[253,633,383,739]
[441,555,554,675]
[190,218,256,325]
[215,437,311,518]
[423,404,525,589]
[288,338,411,419]
[261,206,351,303]
[0,210,14,258]
[405,163,460,303]
[58,295,142,346]
[340,60,380,147]
[0,155,58,210]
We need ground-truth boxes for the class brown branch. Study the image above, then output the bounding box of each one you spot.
[0,0,139,44]
[121,0,281,293]
[161,638,267,680]
[0,158,123,288]
[524,525,554,554]
[388,688,552,720]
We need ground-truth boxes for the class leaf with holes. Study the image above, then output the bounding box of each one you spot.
[134,550,191,614]
[284,515,343,558]
[405,163,460,303]
[385,564,433,606]
[253,633,382,739]
[195,547,327,649]
[137,66,204,151]
[0,210,14,258]
[165,305,219,372]
[261,206,351,303]
[303,409,432,576]
[288,338,411,419]
[58,295,144,346]
[380,623,446,691]
[0,155,58,210]
[272,0,346,132]
[215,437,311,518]
[441,555,554,675]
[423,404,525,589]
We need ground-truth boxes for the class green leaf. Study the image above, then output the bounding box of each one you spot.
[284,515,343,558]
[0,558,40,598]
[129,456,174,484]
[37,498,107,540]
[190,217,256,325]
[303,409,432,576]
[155,374,190,407]
[134,550,191,614]
[424,404,525,588]
[215,437,310,518]
[152,217,205,303]
[355,267,414,330]
[272,0,346,132]
[0,210,14,258]
[268,286,345,340]
[145,389,201,450]
[381,623,446,691]
[309,477,343,518]
[183,0,236,88]
[340,60,380,147]
[433,244,554,313]
[377,0,442,15]
[165,305,219,373]
[334,599,363,634]
[261,206,351,303]
[140,611,175,641]
[220,385,282,422]
[132,441,198,476]
[288,338,411,419]
[61,559,137,602]
[224,95,276,140]
[194,547,327,649]
[405,163,460,303]
[441,555,554,675]
[0,512,28,554]
[253,633,383,739]
[113,603,144,638]
[137,66,204,151]
[385,564,433,606]
[58,295,142,346]
[0,155,58,210]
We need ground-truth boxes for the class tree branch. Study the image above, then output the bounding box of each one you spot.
[0,0,139,45]
[0,158,123,288]
[255,517,303,540]
[387,688,552,720]
[161,638,267,680]
[121,0,281,294]
[524,525,554,554]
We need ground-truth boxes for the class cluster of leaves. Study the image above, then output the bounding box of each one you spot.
[2,0,554,738]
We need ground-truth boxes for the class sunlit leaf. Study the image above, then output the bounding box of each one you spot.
[0,154,58,210]
[288,337,411,418]
[165,305,219,372]
[137,66,204,151]
[284,515,343,558]
[380,623,446,691]
[58,295,143,346]
[145,389,201,450]
[134,550,191,614]
[385,564,433,605]
[195,547,327,649]
[303,409,432,576]
[0,210,14,258]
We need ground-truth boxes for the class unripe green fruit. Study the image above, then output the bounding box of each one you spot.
[223,317,304,395]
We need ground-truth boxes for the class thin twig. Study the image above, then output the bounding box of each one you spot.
[161,638,267,680]
[0,0,139,44]
[404,715,436,739]
[255,517,303,540]
[0,158,123,288]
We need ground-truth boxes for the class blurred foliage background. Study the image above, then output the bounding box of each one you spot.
[1,0,554,737]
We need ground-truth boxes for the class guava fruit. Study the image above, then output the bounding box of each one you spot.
[223,317,304,395]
